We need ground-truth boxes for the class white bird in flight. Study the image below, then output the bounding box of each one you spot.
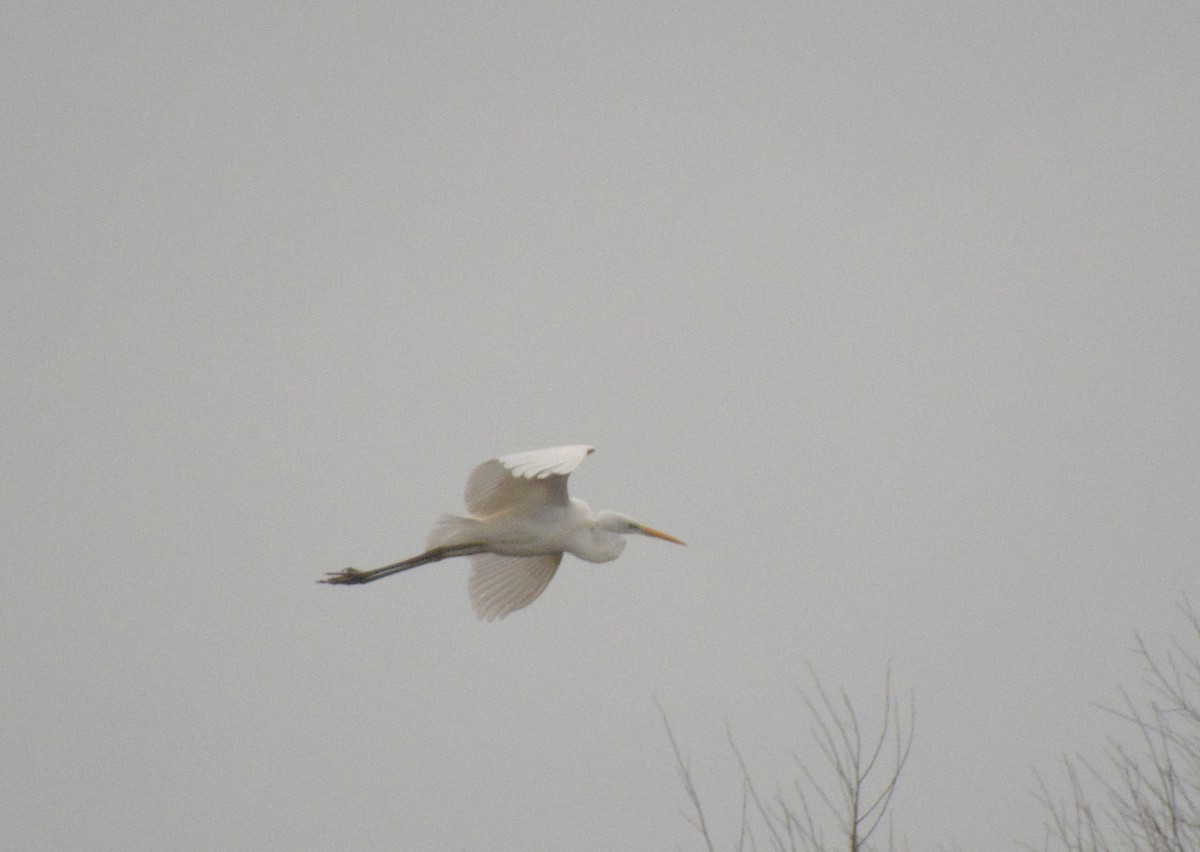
[321,444,685,620]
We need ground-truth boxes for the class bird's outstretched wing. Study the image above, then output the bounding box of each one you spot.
[464,444,594,516]
[469,552,563,620]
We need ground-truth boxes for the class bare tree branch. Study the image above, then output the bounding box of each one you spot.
[660,701,718,852]
[1035,597,1200,851]
[664,667,913,851]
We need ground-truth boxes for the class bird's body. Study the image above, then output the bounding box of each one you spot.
[428,499,631,562]
[321,445,684,619]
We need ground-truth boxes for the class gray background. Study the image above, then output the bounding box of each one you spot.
[4,3,1198,849]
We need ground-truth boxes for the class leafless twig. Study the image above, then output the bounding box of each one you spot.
[663,667,914,851]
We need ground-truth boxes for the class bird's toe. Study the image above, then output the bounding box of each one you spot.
[320,567,365,585]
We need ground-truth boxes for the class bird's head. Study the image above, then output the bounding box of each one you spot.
[595,511,686,546]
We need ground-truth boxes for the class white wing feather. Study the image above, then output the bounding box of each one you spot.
[464,445,594,516]
[498,444,594,479]
[469,552,563,621]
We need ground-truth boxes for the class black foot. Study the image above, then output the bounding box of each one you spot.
[320,567,369,585]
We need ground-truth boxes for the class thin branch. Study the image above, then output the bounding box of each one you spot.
[659,702,717,852]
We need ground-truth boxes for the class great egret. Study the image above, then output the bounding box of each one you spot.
[321,444,685,620]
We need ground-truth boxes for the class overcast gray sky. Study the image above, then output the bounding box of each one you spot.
[4,3,1198,849]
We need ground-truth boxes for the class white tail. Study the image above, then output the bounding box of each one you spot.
[426,514,484,550]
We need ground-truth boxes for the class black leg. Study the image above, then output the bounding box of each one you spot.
[319,544,486,585]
